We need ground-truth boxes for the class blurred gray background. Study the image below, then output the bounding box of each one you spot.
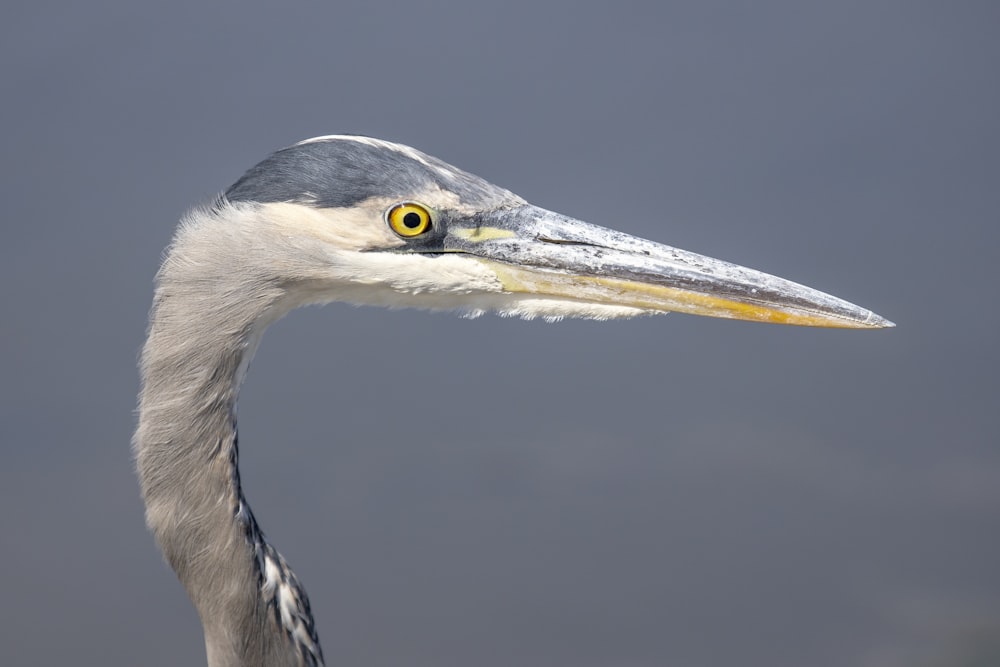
[2,2,997,666]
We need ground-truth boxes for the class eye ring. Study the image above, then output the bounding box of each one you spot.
[386,202,433,238]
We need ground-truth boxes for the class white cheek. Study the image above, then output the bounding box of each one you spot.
[281,252,509,313]
[330,252,503,293]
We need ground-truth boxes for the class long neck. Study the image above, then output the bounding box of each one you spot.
[134,208,324,666]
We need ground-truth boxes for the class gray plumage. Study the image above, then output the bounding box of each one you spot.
[226,136,516,209]
[134,135,891,667]
[136,205,324,666]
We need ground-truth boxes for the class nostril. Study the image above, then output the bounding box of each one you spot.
[536,235,599,247]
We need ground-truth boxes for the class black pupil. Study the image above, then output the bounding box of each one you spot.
[402,211,423,229]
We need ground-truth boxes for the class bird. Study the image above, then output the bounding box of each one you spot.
[134,135,893,666]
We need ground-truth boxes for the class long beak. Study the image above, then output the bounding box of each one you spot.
[445,205,893,328]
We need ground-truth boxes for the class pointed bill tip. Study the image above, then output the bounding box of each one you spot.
[862,312,895,329]
[810,310,895,330]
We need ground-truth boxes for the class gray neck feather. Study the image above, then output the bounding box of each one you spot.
[134,204,324,666]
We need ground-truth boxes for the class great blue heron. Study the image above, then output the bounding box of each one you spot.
[134,135,892,666]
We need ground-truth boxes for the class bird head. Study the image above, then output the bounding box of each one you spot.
[216,135,891,328]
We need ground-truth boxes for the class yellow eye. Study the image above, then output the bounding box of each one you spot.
[386,202,432,237]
